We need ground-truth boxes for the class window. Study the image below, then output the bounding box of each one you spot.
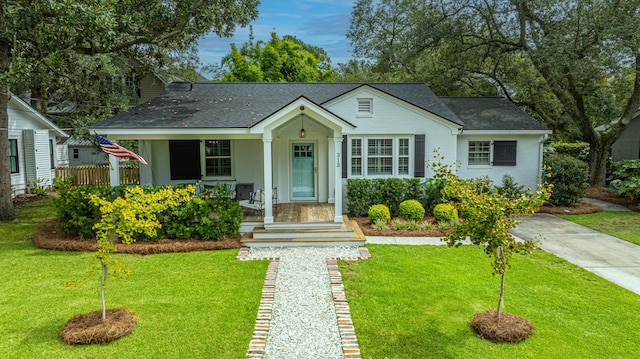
[169,140,201,180]
[493,141,517,166]
[468,140,517,166]
[468,141,491,165]
[357,99,372,116]
[73,148,79,159]
[351,139,362,175]
[49,139,55,169]
[204,139,232,177]
[398,138,409,175]
[9,139,18,174]
[349,136,411,177]
[368,139,393,175]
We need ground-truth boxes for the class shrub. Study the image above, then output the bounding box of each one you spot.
[53,183,112,239]
[346,178,372,216]
[372,219,387,231]
[421,221,433,230]
[433,203,458,222]
[399,199,425,221]
[546,141,590,163]
[609,159,640,200]
[391,219,409,230]
[368,204,391,224]
[419,178,445,213]
[496,174,525,199]
[543,154,589,206]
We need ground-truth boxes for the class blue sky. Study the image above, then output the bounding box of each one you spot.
[197,0,355,76]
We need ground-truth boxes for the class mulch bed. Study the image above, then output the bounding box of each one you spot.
[586,186,638,209]
[33,219,241,254]
[60,308,137,345]
[469,310,534,343]
[352,216,452,237]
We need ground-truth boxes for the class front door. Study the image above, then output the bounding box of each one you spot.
[292,143,316,200]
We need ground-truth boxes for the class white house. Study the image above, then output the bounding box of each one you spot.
[8,94,68,196]
[91,82,551,227]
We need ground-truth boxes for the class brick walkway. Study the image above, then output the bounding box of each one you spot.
[237,246,371,359]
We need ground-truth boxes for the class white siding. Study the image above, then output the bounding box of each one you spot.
[456,134,546,190]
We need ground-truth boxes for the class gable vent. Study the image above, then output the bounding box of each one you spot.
[357,99,372,114]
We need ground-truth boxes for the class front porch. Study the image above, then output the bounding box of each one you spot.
[240,203,366,247]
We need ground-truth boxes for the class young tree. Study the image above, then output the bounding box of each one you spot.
[214,31,335,82]
[0,0,259,221]
[432,159,551,321]
[349,0,640,185]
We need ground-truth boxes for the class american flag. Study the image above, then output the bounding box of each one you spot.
[96,134,149,165]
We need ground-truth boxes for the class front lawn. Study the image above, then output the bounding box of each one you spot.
[340,244,640,359]
[0,199,268,358]
[557,211,640,246]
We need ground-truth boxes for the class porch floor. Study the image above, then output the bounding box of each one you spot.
[241,203,335,223]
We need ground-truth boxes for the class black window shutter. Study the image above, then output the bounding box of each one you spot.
[342,135,348,178]
[414,134,425,177]
[169,140,201,180]
[493,141,517,166]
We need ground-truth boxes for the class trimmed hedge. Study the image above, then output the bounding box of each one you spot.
[347,178,443,217]
[543,154,589,206]
[367,204,391,224]
[399,200,425,221]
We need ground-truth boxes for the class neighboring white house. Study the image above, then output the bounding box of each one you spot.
[91,82,551,226]
[8,94,69,197]
[64,137,109,166]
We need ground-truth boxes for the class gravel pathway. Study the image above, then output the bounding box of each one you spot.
[245,246,361,359]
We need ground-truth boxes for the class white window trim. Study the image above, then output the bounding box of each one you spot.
[468,140,492,166]
[202,139,234,179]
[348,136,413,177]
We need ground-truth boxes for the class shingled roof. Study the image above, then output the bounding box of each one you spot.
[93,82,463,129]
[439,97,550,131]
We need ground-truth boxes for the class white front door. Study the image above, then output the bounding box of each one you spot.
[291,142,316,200]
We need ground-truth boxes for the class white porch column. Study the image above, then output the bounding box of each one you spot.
[108,155,120,187]
[333,135,343,223]
[262,137,274,224]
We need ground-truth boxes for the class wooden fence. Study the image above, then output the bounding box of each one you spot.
[55,164,140,186]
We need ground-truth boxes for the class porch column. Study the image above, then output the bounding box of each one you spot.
[333,135,344,223]
[108,155,120,187]
[262,137,274,224]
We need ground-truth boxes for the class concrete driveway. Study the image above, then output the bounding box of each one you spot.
[511,214,640,295]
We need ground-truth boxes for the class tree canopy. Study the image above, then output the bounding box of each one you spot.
[213,31,335,82]
[348,0,640,185]
[0,0,259,221]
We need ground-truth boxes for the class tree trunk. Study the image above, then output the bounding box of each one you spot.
[0,33,17,222]
[101,263,107,321]
[496,247,506,320]
[589,141,609,186]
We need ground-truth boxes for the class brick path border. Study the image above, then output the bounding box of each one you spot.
[237,246,371,359]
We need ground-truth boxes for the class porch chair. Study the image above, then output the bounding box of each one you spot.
[239,189,264,216]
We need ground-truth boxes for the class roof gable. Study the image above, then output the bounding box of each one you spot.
[9,94,68,138]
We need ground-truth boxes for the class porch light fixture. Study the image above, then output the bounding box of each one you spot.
[300,113,306,138]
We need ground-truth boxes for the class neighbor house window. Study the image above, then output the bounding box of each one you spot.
[468,141,491,165]
[9,139,18,174]
[204,139,232,177]
[351,138,362,175]
[357,98,372,116]
[49,139,55,169]
[73,148,79,159]
[349,136,411,176]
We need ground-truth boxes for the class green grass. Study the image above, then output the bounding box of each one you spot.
[340,244,640,359]
[0,199,268,358]
[557,211,640,245]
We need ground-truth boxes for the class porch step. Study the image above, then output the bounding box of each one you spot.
[253,215,354,239]
[241,218,366,248]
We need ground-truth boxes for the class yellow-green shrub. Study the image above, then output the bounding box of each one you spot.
[433,203,458,222]
[368,204,391,224]
[399,199,425,222]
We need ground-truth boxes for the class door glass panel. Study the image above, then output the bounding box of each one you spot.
[292,143,315,198]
